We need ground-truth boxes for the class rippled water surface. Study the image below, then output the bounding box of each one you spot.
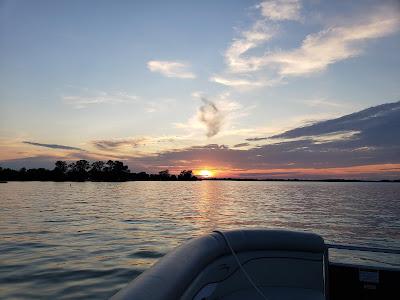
[0,181,399,299]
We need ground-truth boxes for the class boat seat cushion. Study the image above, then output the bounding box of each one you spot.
[221,286,325,300]
[112,229,327,300]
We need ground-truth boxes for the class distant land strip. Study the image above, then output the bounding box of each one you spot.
[0,160,399,183]
[0,160,197,182]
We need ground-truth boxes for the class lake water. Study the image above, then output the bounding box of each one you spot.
[0,181,399,299]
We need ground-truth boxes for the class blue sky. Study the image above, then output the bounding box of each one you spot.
[0,0,399,178]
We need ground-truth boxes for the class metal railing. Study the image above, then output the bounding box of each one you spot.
[326,243,400,255]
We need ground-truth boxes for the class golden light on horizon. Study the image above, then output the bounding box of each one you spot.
[197,169,214,178]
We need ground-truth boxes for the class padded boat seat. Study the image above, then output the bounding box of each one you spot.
[112,229,328,300]
[221,286,325,300]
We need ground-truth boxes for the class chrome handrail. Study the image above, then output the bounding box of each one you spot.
[326,243,400,255]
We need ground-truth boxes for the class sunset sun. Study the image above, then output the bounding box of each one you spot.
[197,169,214,178]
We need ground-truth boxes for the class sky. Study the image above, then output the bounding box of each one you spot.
[0,0,399,179]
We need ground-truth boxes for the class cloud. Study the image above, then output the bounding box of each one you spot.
[209,75,280,89]
[123,132,400,178]
[147,60,196,79]
[23,141,83,151]
[63,90,138,109]
[224,20,276,74]
[174,92,245,138]
[213,1,400,89]
[198,98,224,138]
[0,155,62,170]
[92,138,146,150]
[5,101,400,179]
[265,10,400,76]
[259,0,302,21]
[246,137,269,142]
[233,142,250,148]
[145,98,177,113]
[301,98,347,108]
[270,101,400,142]
[210,6,279,88]
[247,101,400,145]
[90,134,199,156]
[127,101,400,178]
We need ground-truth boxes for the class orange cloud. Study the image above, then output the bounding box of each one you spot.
[221,163,400,179]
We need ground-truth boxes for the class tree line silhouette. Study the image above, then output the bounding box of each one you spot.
[0,160,198,182]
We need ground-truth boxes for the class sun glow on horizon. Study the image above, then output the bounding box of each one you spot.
[196,169,215,178]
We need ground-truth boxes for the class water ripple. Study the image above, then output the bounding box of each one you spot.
[0,181,399,299]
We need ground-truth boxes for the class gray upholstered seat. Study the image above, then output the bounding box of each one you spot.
[112,229,328,300]
[220,287,326,300]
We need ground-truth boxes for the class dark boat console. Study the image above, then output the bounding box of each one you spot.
[329,263,398,300]
[327,244,400,300]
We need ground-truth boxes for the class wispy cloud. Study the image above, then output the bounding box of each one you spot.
[209,75,280,89]
[246,137,269,142]
[258,0,302,21]
[147,60,196,79]
[92,138,146,150]
[233,142,250,148]
[213,1,400,89]
[145,98,177,113]
[63,90,138,109]
[301,98,347,108]
[23,141,83,151]
[265,9,400,76]
[90,134,199,155]
[224,20,276,74]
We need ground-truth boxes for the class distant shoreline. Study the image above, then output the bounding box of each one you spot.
[1,178,399,183]
[1,160,399,183]
[203,178,400,183]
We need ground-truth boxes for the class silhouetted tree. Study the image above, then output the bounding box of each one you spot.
[0,161,201,182]
[131,171,149,180]
[159,169,170,180]
[110,161,130,181]
[91,161,105,172]
[113,161,129,173]
[54,161,68,173]
[76,160,90,173]
[0,167,18,181]
[104,160,114,173]
[53,161,68,181]
[89,161,105,181]
[26,168,52,181]
[178,170,197,181]
[67,160,90,181]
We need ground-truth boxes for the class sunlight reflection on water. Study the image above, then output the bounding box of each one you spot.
[0,181,399,299]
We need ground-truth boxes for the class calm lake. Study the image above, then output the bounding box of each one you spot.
[1,181,399,299]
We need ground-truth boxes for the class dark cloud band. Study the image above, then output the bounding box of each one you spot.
[23,141,83,151]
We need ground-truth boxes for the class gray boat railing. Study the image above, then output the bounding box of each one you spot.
[326,243,400,255]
